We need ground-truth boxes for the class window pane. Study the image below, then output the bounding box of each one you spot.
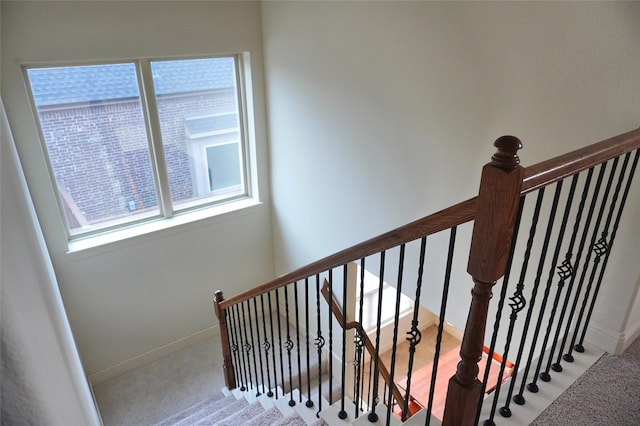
[206,143,242,191]
[26,64,160,235]
[151,57,246,211]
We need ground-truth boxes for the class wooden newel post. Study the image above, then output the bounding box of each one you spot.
[442,136,524,426]
[214,290,236,390]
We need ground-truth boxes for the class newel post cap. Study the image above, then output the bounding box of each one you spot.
[491,135,523,170]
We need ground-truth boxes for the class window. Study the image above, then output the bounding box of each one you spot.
[25,55,254,240]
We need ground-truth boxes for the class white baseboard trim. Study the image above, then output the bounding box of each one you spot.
[88,324,220,386]
[622,324,640,353]
[584,320,625,355]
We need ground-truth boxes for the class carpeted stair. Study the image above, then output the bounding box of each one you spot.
[155,390,329,426]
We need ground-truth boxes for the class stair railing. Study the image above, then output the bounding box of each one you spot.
[444,127,640,426]
[214,127,640,426]
[215,197,476,423]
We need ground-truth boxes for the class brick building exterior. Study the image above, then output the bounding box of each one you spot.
[28,58,240,232]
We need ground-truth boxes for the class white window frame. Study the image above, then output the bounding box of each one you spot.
[23,53,260,254]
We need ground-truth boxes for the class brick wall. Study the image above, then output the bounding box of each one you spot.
[38,90,237,227]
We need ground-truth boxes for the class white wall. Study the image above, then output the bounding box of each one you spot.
[1,99,101,425]
[261,2,640,351]
[1,1,274,378]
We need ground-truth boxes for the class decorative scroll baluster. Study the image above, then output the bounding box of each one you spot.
[427,228,457,426]
[240,302,255,391]
[233,305,248,391]
[283,285,295,406]
[354,327,365,418]
[576,150,639,350]
[512,181,563,403]
[368,250,386,423]
[356,258,367,418]
[267,292,279,398]
[564,158,619,361]
[483,194,532,426]
[259,294,274,397]
[402,237,427,422]
[385,244,406,426]
[542,167,595,378]
[315,274,324,415]
[528,175,579,388]
[252,296,266,395]
[246,299,262,396]
[339,266,348,419]
[475,198,524,426]
[227,304,242,389]
[554,163,608,368]
[304,278,313,407]
[491,190,545,421]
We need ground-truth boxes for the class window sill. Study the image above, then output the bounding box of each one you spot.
[66,198,263,260]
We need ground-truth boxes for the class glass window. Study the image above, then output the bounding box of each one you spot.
[25,55,252,239]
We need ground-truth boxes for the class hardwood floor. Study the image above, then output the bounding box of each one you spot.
[359,324,513,421]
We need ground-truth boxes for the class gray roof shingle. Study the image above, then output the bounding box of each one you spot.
[28,57,236,107]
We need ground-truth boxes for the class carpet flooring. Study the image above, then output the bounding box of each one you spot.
[531,336,640,425]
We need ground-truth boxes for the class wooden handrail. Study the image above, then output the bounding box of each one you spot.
[219,197,476,310]
[522,127,640,194]
[320,280,413,417]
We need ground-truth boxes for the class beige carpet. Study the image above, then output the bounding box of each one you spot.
[93,338,226,426]
[531,335,640,425]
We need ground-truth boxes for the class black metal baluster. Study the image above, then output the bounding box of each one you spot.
[354,328,364,418]
[328,269,334,406]
[304,277,314,408]
[553,164,607,370]
[386,244,406,426]
[315,274,324,416]
[497,190,546,417]
[339,265,348,419]
[240,301,255,391]
[228,304,243,391]
[529,175,579,388]
[247,299,262,396]
[542,167,594,377]
[284,285,296,406]
[402,237,427,422]
[513,181,563,403]
[565,158,620,360]
[275,288,286,397]
[294,281,303,403]
[576,150,639,349]
[425,228,456,426]
[368,251,386,423]
[485,194,537,424]
[232,305,248,391]
[366,337,374,414]
[476,197,525,426]
[267,292,279,398]
[259,294,274,397]
[355,258,367,418]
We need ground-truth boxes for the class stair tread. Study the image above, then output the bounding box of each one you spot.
[154,394,229,425]
[182,397,248,425]
[243,406,284,426]
[207,401,264,426]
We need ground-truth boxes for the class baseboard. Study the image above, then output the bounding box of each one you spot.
[88,324,220,386]
[584,320,625,355]
[622,324,640,352]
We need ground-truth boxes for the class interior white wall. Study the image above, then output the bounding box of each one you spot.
[261,2,640,351]
[1,99,101,425]
[1,1,274,377]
